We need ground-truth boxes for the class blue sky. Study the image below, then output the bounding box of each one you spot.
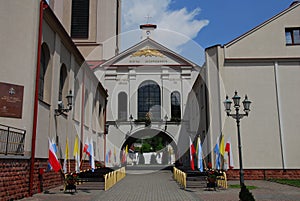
[121,0,294,65]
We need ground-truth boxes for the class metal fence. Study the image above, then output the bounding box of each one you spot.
[0,124,26,155]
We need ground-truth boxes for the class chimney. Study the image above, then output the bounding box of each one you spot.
[140,24,157,40]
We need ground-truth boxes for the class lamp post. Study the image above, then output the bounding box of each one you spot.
[164,114,168,131]
[223,91,251,187]
[55,90,73,116]
[129,114,133,132]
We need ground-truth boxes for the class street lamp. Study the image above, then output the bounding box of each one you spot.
[55,90,73,116]
[223,91,251,187]
[129,114,133,132]
[164,114,168,131]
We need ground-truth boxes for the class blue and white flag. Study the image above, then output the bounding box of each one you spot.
[196,136,203,172]
[214,137,220,170]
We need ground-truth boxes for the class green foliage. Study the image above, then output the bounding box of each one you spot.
[141,142,152,152]
[268,179,300,187]
[239,184,256,201]
[230,184,257,190]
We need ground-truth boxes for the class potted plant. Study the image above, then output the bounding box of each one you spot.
[64,173,78,192]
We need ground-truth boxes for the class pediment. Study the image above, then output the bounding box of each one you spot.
[99,38,198,68]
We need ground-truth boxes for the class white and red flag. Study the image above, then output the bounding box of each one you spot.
[189,137,196,170]
[48,138,61,172]
[225,137,234,169]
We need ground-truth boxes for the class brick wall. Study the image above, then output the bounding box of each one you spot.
[227,169,300,180]
[0,159,30,200]
[0,158,98,201]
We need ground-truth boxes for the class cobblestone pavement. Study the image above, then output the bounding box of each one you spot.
[20,170,200,201]
[20,170,300,201]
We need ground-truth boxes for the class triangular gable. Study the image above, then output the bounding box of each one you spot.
[97,38,198,69]
[225,2,300,48]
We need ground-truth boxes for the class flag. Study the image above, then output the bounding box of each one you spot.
[89,138,95,172]
[114,147,117,163]
[196,136,203,172]
[121,149,126,164]
[63,137,69,173]
[83,137,89,155]
[220,134,225,156]
[73,135,80,173]
[48,138,61,172]
[214,137,220,170]
[189,137,196,170]
[225,138,234,169]
[108,149,112,163]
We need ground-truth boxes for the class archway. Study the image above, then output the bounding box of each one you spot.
[120,128,178,169]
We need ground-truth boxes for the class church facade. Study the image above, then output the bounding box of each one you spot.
[93,25,207,167]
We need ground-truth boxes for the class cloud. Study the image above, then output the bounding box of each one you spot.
[121,0,209,65]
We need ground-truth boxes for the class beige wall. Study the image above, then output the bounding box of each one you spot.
[205,2,300,169]
[0,1,107,164]
[224,3,300,59]
[0,0,39,155]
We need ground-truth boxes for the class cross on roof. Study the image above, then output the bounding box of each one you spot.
[144,14,152,24]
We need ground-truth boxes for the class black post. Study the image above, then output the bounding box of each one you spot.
[236,107,244,187]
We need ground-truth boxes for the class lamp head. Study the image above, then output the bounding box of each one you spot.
[232,91,241,108]
[242,95,251,114]
[223,95,232,114]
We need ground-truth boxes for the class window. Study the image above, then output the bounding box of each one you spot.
[171,91,181,120]
[285,28,300,45]
[138,81,161,120]
[39,43,50,100]
[71,0,89,38]
[118,92,127,121]
[59,65,67,102]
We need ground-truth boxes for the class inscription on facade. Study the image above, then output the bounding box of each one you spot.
[0,82,24,118]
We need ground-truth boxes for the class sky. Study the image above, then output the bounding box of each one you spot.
[121,0,294,65]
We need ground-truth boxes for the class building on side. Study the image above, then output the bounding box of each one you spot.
[0,0,118,199]
[204,1,300,179]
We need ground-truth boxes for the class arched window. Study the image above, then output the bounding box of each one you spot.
[39,43,50,100]
[171,91,181,120]
[58,64,67,102]
[118,92,127,121]
[138,81,161,120]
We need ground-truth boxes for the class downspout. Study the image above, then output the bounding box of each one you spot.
[80,71,85,160]
[29,0,48,196]
[115,0,120,55]
[104,90,108,166]
[274,61,286,169]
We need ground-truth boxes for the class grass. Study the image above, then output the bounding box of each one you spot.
[229,184,257,190]
[268,179,300,188]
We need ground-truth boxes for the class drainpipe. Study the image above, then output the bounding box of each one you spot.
[104,90,108,166]
[274,61,286,170]
[80,71,85,161]
[29,0,48,196]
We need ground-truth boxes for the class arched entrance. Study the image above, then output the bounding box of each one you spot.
[120,128,178,168]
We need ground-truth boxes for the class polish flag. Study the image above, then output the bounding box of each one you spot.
[225,138,234,169]
[83,137,89,155]
[189,137,196,170]
[48,138,61,172]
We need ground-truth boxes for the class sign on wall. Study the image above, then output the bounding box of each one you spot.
[0,82,24,118]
